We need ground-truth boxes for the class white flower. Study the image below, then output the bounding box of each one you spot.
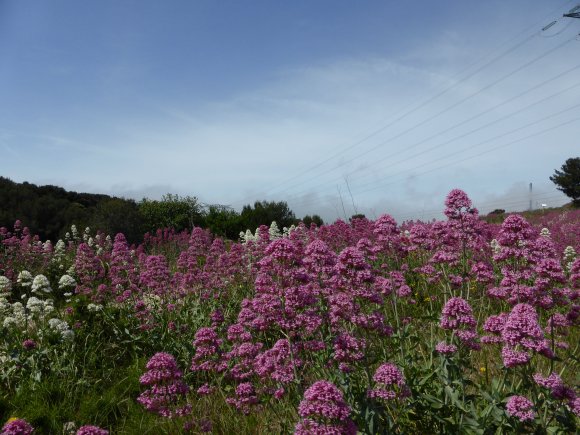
[490,239,501,255]
[61,329,75,341]
[43,240,53,252]
[58,274,77,290]
[54,239,66,255]
[269,221,281,240]
[0,276,12,296]
[564,246,576,261]
[48,318,74,341]
[87,237,94,247]
[31,274,52,294]
[3,316,17,328]
[540,227,551,238]
[17,270,33,287]
[26,297,44,314]
[71,225,78,239]
[26,297,54,316]
[87,303,103,312]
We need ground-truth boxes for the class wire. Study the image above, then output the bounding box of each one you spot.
[289,95,580,201]
[292,65,580,196]
[289,113,580,209]
[230,1,574,206]
[275,36,575,197]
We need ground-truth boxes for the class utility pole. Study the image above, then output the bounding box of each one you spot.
[564,5,580,19]
[529,183,533,212]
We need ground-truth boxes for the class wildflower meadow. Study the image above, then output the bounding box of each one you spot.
[0,189,578,434]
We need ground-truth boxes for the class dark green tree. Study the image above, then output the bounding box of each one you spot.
[302,214,324,227]
[239,200,297,232]
[91,198,144,244]
[550,157,580,207]
[138,194,204,233]
[203,205,241,239]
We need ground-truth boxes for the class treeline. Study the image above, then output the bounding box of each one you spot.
[0,177,323,243]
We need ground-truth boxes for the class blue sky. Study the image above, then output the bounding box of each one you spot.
[1,0,579,222]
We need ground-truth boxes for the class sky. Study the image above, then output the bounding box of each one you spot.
[1,0,579,223]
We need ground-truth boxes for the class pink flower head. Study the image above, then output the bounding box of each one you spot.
[138,352,191,418]
[368,363,411,401]
[190,326,226,372]
[1,419,34,435]
[225,382,258,415]
[295,381,356,435]
[506,395,535,422]
[444,189,475,220]
[502,303,549,354]
[435,341,458,355]
[440,297,476,330]
[22,339,37,350]
[76,426,109,435]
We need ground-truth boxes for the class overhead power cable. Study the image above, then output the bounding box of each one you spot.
[275,35,576,197]
[289,113,580,210]
[231,1,573,206]
[291,65,580,196]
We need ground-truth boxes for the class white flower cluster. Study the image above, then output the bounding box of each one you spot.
[26,296,55,316]
[2,301,27,329]
[43,240,53,253]
[31,274,52,295]
[240,229,258,244]
[0,276,12,297]
[48,318,74,341]
[240,221,297,244]
[17,270,33,287]
[540,227,551,238]
[87,303,103,312]
[54,239,66,255]
[490,239,501,255]
[564,246,576,271]
[269,221,281,240]
[83,227,91,242]
[58,274,76,289]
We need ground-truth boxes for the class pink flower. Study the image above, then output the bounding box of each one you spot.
[435,342,458,355]
[1,419,34,435]
[368,363,411,401]
[295,381,356,435]
[138,352,191,418]
[506,395,535,422]
[76,426,109,435]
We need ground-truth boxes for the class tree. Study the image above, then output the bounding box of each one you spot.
[302,214,324,227]
[550,157,580,207]
[138,194,204,233]
[239,200,297,232]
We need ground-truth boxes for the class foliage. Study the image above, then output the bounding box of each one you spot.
[550,157,580,207]
[239,200,297,233]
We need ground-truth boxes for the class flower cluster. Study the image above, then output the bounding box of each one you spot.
[138,352,191,418]
[295,381,357,435]
[368,363,410,401]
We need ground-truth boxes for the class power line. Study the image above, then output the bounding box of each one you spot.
[290,65,580,197]
[289,92,580,202]
[289,113,580,210]
[268,35,576,198]
[230,1,573,206]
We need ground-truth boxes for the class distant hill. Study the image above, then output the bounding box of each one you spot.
[0,177,143,243]
[483,203,575,224]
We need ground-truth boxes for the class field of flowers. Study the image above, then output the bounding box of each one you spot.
[1,189,579,434]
